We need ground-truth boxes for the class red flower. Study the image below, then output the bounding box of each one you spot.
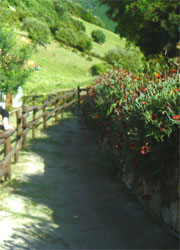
[141,145,150,155]
[142,101,147,105]
[116,100,120,104]
[164,103,169,108]
[96,115,101,119]
[129,142,136,150]
[173,115,180,121]
[172,69,177,73]
[151,114,157,120]
[115,143,122,151]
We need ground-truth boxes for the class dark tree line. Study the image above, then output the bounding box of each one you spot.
[98,0,180,57]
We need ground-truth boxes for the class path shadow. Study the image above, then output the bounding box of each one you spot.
[1,113,179,250]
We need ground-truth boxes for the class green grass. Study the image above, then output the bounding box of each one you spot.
[77,18,126,57]
[23,42,102,94]
[23,18,126,95]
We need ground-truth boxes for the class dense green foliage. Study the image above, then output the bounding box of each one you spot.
[22,17,51,44]
[0,24,34,95]
[66,0,105,28]
[73,0,116,31]
[80,68,180,179]
[90,63,107,75]
[99,0,180,57]
[91,30,106,44]
[104,47,144,73]
[55,27,78,47]
[0,0,108,52]
[76,32,93,52]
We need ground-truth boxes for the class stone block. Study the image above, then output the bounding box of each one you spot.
[143,180,151,195]
[161,207,171,225]
[127,173,133,186]
[177,182,180,199]
[150,193,161,216]
[170,200,180,232]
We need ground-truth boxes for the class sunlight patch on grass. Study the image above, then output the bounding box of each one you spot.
[74,17,126,57]
[24,42,100,94]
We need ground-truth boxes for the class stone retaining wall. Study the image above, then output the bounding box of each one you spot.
[122,164,179,234]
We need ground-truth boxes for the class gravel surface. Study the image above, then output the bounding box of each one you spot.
[0,113,179,250]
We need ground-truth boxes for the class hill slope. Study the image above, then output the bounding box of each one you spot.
[72,0,116,31]
[24,19,125,94]
[24,42,102,94]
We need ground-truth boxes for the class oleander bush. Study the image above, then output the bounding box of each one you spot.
[80,67,180,179]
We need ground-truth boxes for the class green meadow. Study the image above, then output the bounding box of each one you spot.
[23,19,125,94]
[78,18,126,57]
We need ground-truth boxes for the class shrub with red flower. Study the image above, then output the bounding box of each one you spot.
[151,114,157,120]
[80,67,179,179]
[141,145,150,155]
[173,115,180,121]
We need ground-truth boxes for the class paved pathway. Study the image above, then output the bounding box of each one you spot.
[0,113,179,249]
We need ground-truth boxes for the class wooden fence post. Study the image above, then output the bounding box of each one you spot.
[4,136,11,180]
[61,92,65,118]
[55,93,59,123]
[22,105,28,149]
[14,110,22,163]
[32,97,37,138]
[72,90,76,113]
[77,86,80,109]
[43,101,47,130]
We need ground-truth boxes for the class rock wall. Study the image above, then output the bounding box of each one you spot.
[122,165,179,234]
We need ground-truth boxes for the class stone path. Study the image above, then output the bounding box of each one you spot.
[0,113,179,249]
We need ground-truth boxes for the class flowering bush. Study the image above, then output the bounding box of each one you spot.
[80,68,179,179]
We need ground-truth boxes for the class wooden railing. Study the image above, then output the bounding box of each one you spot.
[0,89,77,182]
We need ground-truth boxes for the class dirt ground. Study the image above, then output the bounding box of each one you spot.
[0,112,179,249]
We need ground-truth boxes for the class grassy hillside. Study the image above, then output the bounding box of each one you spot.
[80,18,126,57]
[72,0,116,31]
[23,19,125,94]
[1,0,126,95]
[23,42,101,94]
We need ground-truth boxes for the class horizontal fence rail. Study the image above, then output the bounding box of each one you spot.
[0,88,78,182]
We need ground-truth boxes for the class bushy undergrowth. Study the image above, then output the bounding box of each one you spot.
[22,17,51,44]
[55,27,78,47]
[1,0,106,51]
[91,30,106,44]
[90,63,108,75]
[104,47,144,73]
[80,68,180,179]
[76,32,93,52]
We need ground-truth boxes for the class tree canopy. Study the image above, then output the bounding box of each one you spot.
[98,0,180,57]
[0,24,34,95]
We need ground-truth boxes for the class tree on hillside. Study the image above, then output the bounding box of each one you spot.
[98,0,180,57]
[0,24,34,108]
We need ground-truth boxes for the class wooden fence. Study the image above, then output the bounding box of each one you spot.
[0,88,77,182]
